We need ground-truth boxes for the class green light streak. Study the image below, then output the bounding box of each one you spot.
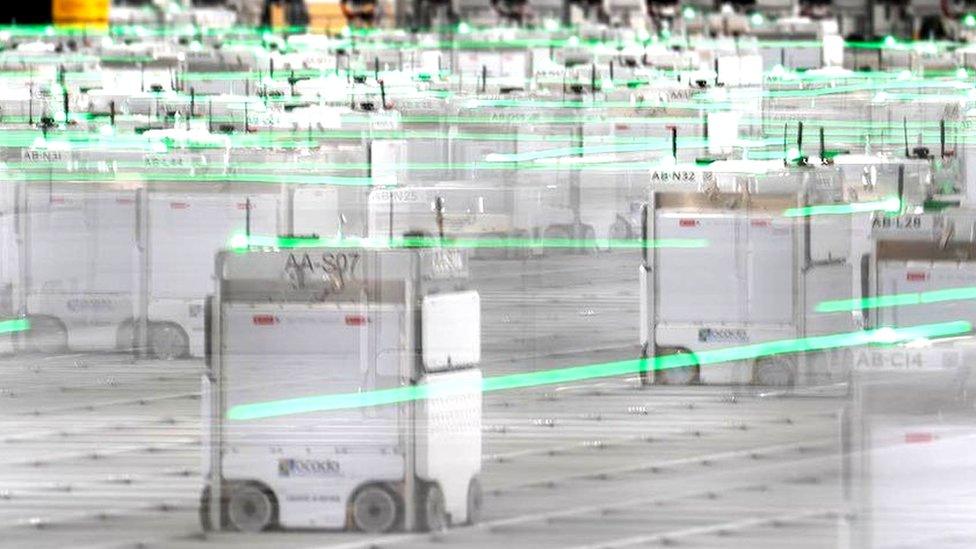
[783,197,902,218]
[229,234,707,251]
[0,318,30,334]
[10,171,378,186]
[227,321,972,420]
[759,79,973,100]
[817,287,976,313]
[485,142,661,163]
[845,38,957,52]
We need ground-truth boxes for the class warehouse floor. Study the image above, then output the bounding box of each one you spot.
[1,253,973,549]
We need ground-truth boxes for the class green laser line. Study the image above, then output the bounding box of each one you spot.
[817,286,976,313]
[226,320,971,420]
[230,234,708,251]
[783,197,902,217]
[0,318,30,334]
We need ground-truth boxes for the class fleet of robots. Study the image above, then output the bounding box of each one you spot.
[1,0,976,538]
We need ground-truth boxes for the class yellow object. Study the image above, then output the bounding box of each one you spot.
[307,2,347,33]
[272,1,348,33]
[269,4,287,28]
[52,0,110,27]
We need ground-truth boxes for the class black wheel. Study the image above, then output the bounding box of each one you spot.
[26,316,67,355]
[465,477,483,525]
[226,484,275,533]
[351,484,399,533]
[654,348,699,385]
[420,483,448,532]
[753,356,795,387]
[150,322,188,360]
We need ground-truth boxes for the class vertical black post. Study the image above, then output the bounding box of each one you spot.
[903,117,910,157]
[110,100,116,126]
[797,121,804,157]
[897,164,904,210]
[819,126,825,163]
[374,56,380,81]
[244,102,249,133]
[269,58,275,79]
[591,63,597,93]
[940,119,946,158]
[609,59,614,82]
[434,196,445,240]
[639,201,649,384]
[190,87,195,118]
[481,65,487,93]
[245,198,251,242]
[783,123,789,166]
[671,126,677,160]
[640,203,648,265]
[380,80,387,110]
[366,139,373,180]
[63,89,69,123]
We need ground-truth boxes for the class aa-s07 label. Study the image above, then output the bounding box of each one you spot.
[284,251,361,292]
